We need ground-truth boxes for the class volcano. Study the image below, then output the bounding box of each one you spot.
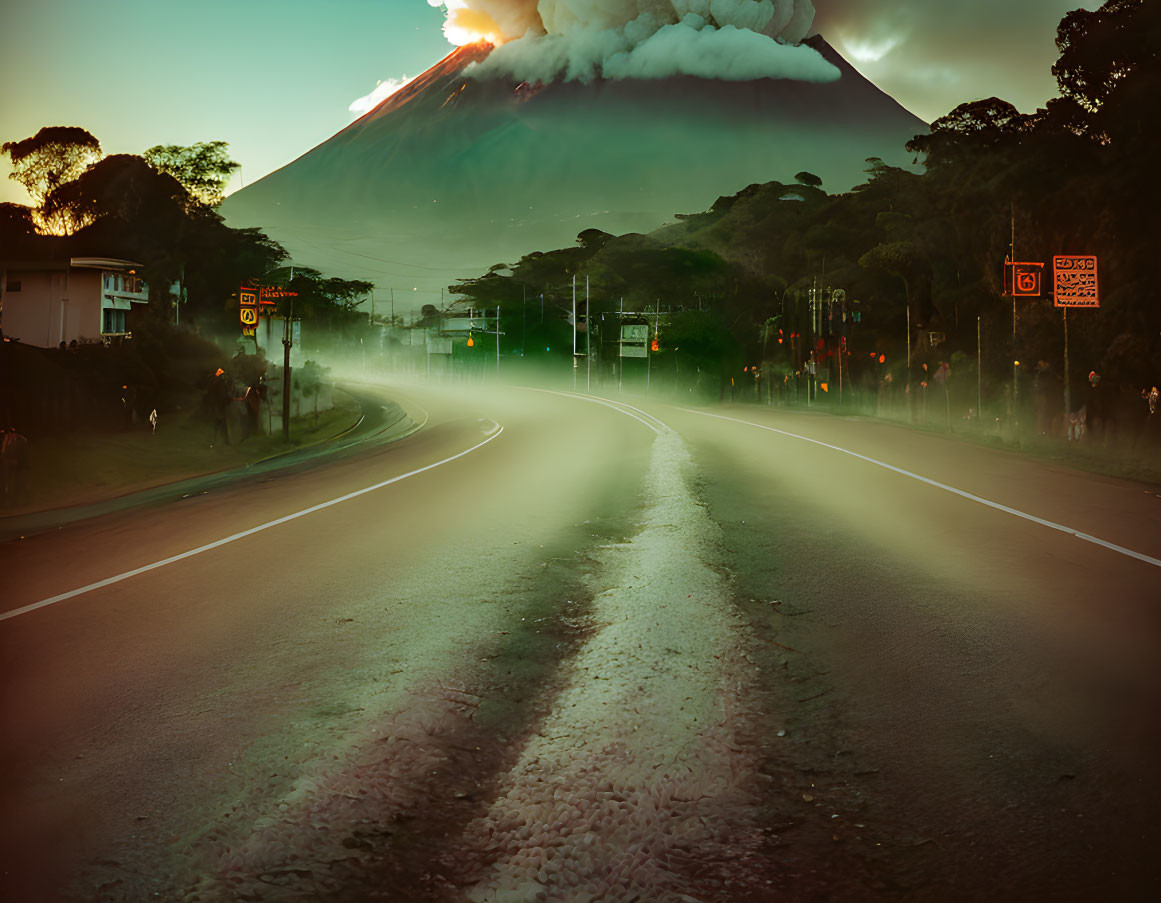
[221,37,926,295]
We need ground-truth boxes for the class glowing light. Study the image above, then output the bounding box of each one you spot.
[467,333,475,347]
[432,0,503,47]
[842,36,899,64]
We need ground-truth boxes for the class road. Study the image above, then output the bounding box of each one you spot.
[2,383,1159,902]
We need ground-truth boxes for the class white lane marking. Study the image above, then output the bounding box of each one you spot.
[687,409,1161,570]
[1,424,506,622]
[594,396,674,434]
[520,387,673,435]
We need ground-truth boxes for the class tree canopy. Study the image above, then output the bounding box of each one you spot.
[1,126,102,204]
[1,126,102,233]
[144,141,240,206]
[42,154,196,236]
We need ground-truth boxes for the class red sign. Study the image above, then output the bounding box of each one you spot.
[241,282,299,329]
[1005,259,1043,297]
[1053,255,1099,308]
[239,283,258,329]
[259,287,298,304]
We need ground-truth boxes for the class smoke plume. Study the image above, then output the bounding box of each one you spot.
[427,0,838,83]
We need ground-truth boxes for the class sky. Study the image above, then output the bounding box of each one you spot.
[1,0,1099,210]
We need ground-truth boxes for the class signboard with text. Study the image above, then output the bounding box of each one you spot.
[1005,259,1044,297]
[1053,255,1099,308]
[239,283,258,330]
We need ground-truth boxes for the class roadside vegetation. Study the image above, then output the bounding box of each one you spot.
[1,129,379,512]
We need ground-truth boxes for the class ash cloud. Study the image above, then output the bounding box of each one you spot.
[428,1,839,84]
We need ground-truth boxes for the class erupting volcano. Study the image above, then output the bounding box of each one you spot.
[222,2,927,292]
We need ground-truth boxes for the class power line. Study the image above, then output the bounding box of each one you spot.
[273,231,490,274]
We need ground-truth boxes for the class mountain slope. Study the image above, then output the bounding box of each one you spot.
[221,37,927,297]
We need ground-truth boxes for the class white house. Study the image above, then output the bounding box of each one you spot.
[0,257,149,346]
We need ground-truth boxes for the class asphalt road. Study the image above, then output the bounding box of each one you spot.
[2,383,1158,902]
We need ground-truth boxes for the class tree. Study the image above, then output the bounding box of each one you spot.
[858,241,933,327]
[1,127,102,205]
[906,98,1033,170]
[794,171,823,188]
[1,127,102,234]
[297,360,328,423]
[0,203,36,246]
[1050,0,1159,148]
[143,141,240,206]
[42,154,194,236]
[270,267,373,327]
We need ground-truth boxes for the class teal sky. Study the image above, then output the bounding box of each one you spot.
[2,1,1094,208]
[0,0,450,204]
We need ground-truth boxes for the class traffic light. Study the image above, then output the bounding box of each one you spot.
[651,335,659,352]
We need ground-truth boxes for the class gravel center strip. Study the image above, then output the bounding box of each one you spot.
[462,429,760,903]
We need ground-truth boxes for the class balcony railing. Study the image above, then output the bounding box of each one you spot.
[102,273,147,296]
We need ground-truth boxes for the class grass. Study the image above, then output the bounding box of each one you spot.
[2,391,362,516]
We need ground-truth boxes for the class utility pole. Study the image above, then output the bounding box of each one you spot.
[586,275,591,393]
[1062,308,1071,432]
[618,297,623,392]
[390,287,395,325]
[1010,201,1019,431]
[496,305,501,376]
[906,304,912,370]
[646,300,655,394]
[977,315,983,422]
[281,300,292,442]
[176,262,184,327]
[838,340,843,405]
[572,274,577,390]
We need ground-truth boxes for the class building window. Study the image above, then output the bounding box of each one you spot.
[6,280,20,292]
[102,309,126,334]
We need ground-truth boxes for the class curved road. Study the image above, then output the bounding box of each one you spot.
[2,383,1158,901]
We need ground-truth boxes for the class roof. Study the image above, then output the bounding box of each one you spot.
[1,257,144,272]
[69,257,144,271]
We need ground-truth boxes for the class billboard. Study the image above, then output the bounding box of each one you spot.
[1053,256,1099,308]
[621,323,648,358]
